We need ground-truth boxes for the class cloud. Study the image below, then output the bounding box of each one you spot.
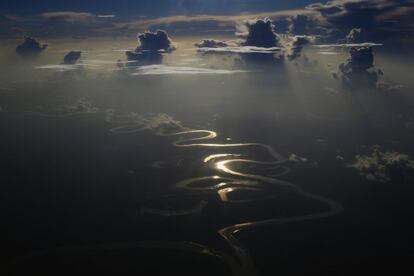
[0,11,118,38]
[15,36,47,57]
[312,42,383,48]
[286,35,313,60]
[194,39,229,48]
[195,18,284,53]
[40,12,96,22]
[64,97,99,114]
[97,15,116,19]
[346,28,367,43]
[288,153,308,163]
[195,20,312,62]
[194,37,282,55]
[2,1,414,45]
[129,65,248,75]
[34,60,110,72]
[105,111,185,135]
[137,30,175,52]
[344,47,374,70]
[242,18,280,47]
[194,18,295,63]
[63,51,81,65]
[125,30,175,65]
[125,51,163,65]
[115,10,311,36]
[34,64,86,72]
[337,46,382,89]
[307,0,414,42]
[349,146,414,183]
[28,98,100,117]
[196,46,281,54]
[317,51,339,55]
[34,59,142,72]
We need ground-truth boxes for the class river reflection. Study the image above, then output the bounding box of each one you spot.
[106,111,344,275]
[5,106,343,275]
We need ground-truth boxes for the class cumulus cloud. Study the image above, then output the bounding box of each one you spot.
[286,35,313,60]
[337,46,383,89]
[15,37,48,57]
[194,39,229,48]
[63,51,82,65]
[242,18,280,47]
[195,18,287,63]
[346,28,367,43]
[137,30,175,52]
[125,30,175,65]
[349,146,414,183]
[130,65,248,75]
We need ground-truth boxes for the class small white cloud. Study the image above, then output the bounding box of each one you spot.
[97,14,116,18]
[349,146,414,183]
[130,65,248,75]
[288,153,308,163]
[34,64,99,72]
[312,43,383,48]
[197,46,281,54]
[323,87,340,94]
[317,51,339,55]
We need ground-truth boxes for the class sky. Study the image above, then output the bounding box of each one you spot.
[0,0,327,17]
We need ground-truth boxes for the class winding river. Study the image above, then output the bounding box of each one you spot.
[10,107,344,276]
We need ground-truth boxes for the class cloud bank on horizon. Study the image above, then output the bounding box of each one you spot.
[0,0,413,47]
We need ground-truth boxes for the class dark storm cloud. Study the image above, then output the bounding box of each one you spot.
[242,18,280,47]
[307,0,414,42]
[15,36,47,57]
[125,30,174,66]
[349,146,414,183]
[63,51,82,65]
[136,30,174,52]
[196,18,314,61]
[194,18,284,66]
[195,18,315,64]
[337,47,382,89]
